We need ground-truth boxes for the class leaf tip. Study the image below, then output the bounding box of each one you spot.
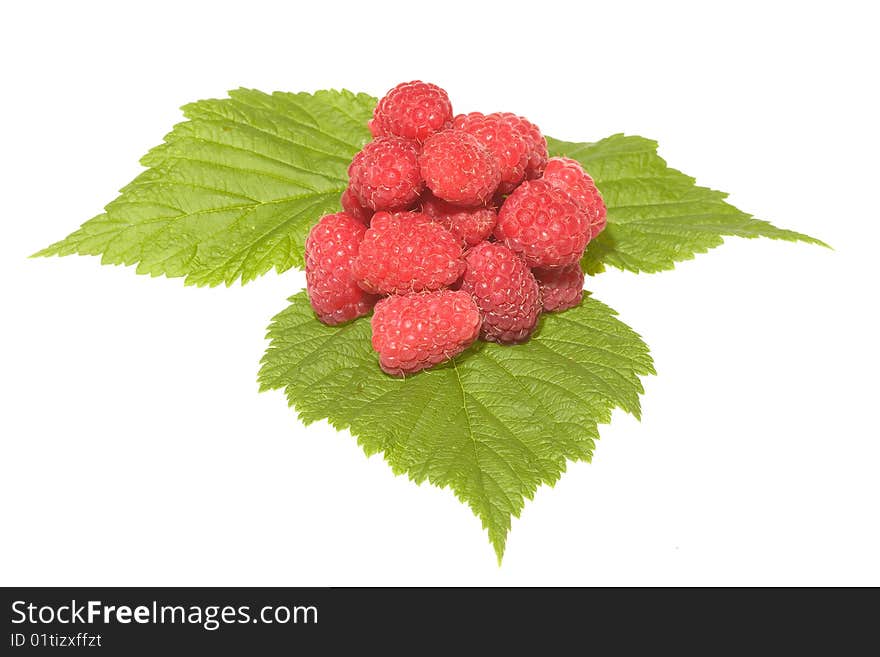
[493,541,506,566]
[487,527,509,565]
[30,246,55,259]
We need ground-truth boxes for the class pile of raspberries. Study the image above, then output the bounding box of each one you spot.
[305,81,606,376]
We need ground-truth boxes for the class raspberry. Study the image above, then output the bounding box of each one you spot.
[542,157,607,239]
[369,81,453,143]
[460,242,542,344]
[305,213,378,325]
[352,211,464,295]
[340,185,372,225]
[453,112,530,193]
[534,264,584,312]
[371,290,481,376]
[420,191,497,247]
[481,113,547,180]
[494,179,591,269]
[419,130,501,207]
[348,137,423,212]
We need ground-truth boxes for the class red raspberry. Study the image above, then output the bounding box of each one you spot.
[340,186,372,225]
[542,157,607,239]
[352,211,464,295]
[348,137,423,212]
[371,290,481,376]
[460,242,542,344]
[369,81,453,143]
[419,130,501,207]
[484,113,547,180]
[305,213,379,325]
[494,179,591,269]
[453,112,530,193]
[533,264,584,312]
[420,191,497,247]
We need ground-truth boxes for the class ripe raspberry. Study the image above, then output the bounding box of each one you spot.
[453,112,530,193]
[420,191,497,247]
[348,137,423,212]
[461,242,542,344]
[542,157,607,239]
[371,290,481,376]
[369,81,453,143]
[480,113,548,180]
[534,264,584,312]
[521,123,548,179]
[419,130,501,207]
[305,213,378,325]
[352,211,464,295]
[495,179,591,269]
[340,185,372,225]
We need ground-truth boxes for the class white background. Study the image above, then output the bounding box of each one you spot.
[1,0,877,586]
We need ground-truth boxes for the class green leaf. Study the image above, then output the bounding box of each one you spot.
[546,134,828,275]
[259,291,654,562]
[35,89,375,286]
